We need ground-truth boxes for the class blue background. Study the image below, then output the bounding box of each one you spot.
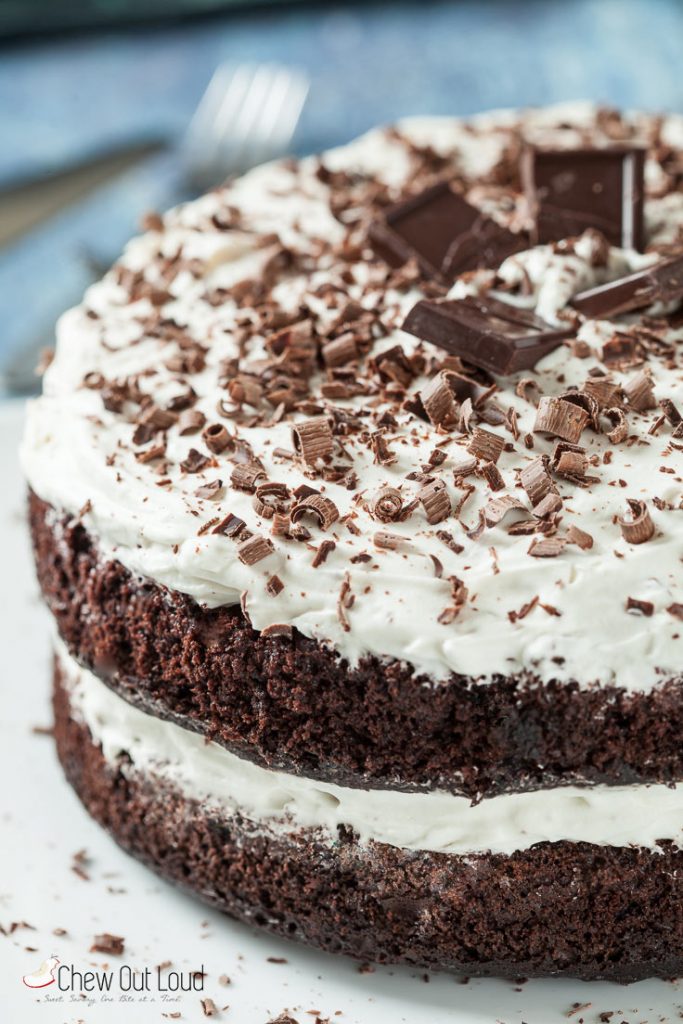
[1,0,682,373]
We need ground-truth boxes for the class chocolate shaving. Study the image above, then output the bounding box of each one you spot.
[418,478,452,524]
[373,530,406,550]
[337,572,354,631]
[195,479,224,501]
[467,427,505,464]
[231,463,266,492]
[660,397,682,427]
[292,416,334,464]
[603,406,629,443]
[90,933,125,956]
[520,455,557,507]
[618,498,655,544]
[263,574,284,600]
[480,461,505,491]
[626,596,654,616]
[528,536,567,557]
[180,448,210,473]
[667,603,683,621]
[312,539,336,566]
[483,494,528,527]
[237,534,274,565]
[420,371,460,428]
[566,523,594,549]
[622,371,656,411]
[178,409,207,435]
[534,396,589,444]
[582,376,623,409]
[290,494,340,530]
[437,576,469,624]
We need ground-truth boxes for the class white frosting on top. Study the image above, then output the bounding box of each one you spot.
[59,640,683,855]
[23,102,683,690]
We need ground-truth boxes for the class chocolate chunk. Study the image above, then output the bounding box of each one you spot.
[368,181,523,279]
[522,146,645,249]
[572,254,683,318]
[566,523,594,549]
[402,296,572,375]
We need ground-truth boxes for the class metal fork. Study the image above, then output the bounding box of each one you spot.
[0,62,310,394]
[183,63,309,190]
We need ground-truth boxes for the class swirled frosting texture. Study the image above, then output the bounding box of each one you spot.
[23,102,683,689]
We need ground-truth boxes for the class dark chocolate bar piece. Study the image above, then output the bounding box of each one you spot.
[402,295,573,375]
[572,254,683,318]
[369,182,524,279]
[522,147,646,251]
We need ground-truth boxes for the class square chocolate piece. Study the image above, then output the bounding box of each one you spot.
[402,295,573,375]
[522,147,646,250]
[369,182,524,280]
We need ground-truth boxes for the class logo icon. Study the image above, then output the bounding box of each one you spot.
[22,955,60,989]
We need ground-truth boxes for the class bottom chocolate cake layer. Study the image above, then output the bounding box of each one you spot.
[53,654,683,982]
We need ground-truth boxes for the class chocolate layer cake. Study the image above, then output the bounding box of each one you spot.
[22,102,683,980]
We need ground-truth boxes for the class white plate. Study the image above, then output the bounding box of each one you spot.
[1,400,681,1023]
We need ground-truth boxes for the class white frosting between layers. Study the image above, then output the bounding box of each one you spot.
[58,640,683,855]
[23,103,683,690]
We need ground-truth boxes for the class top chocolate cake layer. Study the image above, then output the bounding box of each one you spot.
[22,102,683,691]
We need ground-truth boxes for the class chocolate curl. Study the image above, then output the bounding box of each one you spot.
[622,371,656,412]
[418,479,452,524]
[231,463,267,493]
[551,441,589,484]
[520,455,557,507]
[237,534,275,565]
[178,409,207,435]
[180,448,210,473]
[603,406,629,444]
[322,333,359,368]
[290,494,340,531]
[202,422,231,454]
[533,396,589,444]
[582,376,623,410]
[369,486,403,523]
[420,371,460,428]
[483,494,528,527]
[292,416,334,464]
[467,427,505,464]
[618,499,655,545]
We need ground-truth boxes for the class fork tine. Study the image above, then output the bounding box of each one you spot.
[216,65,283,174]
[245,69,310,168]
[183,62,309,189]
